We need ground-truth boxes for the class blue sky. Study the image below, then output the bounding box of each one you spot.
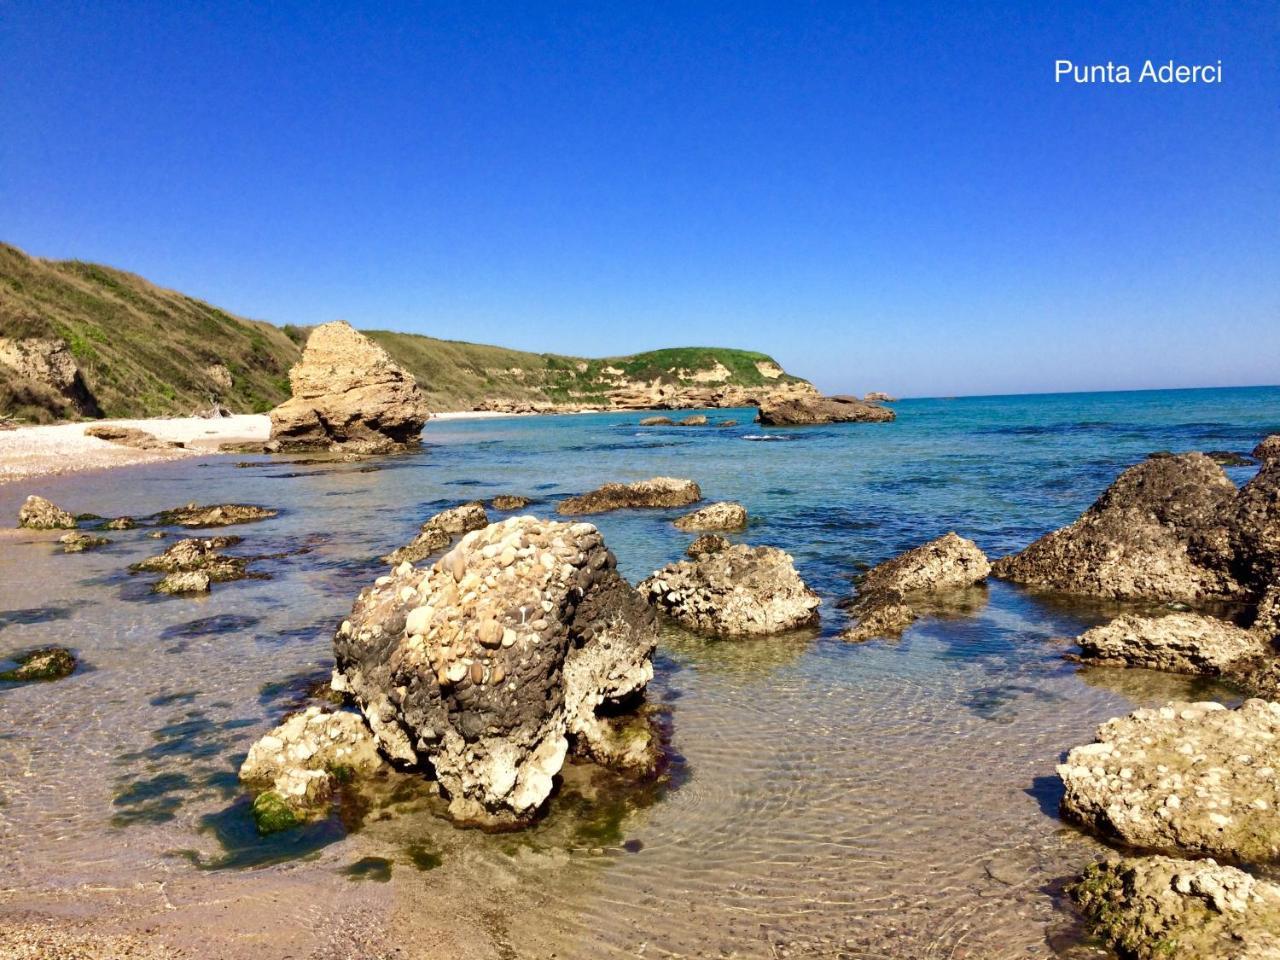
[2,1,1276,396]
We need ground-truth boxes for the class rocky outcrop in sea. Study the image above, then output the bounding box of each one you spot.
[333,516,660,826]
[1058,699,1280,862]
[17,495,76,529]
[640,543,820,636]
[757,394,896,426]
[1070,855,1280,960]
[672,501,747,531]
[558,477,701,515]
[155,503,277,528]
[268,320,430,454]
[842,533,991,642]
[383,502,489,565]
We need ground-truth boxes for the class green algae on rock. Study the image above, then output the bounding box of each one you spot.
[250,790,302,835]
[0,646,77,683]
[59,531,109,553]
[1070,856,1280,960]
[155,503,277,528]
[17,495,76,529]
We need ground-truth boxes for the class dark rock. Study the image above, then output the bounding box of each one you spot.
[757,394,896,426]
[558,477,701,515]
[155,503,277,527]
[491,495,532,511]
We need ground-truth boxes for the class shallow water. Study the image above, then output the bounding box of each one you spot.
[2,386,1278,958]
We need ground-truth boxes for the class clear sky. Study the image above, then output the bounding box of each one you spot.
[2,2,1276,397]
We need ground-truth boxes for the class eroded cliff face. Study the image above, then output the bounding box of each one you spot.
[0,337,102,418]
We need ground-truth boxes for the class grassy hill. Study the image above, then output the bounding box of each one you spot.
[0,243,808,420]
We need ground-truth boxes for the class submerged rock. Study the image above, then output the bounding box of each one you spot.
[491,495,532,511]
[640,543,820,637]
[687,533,730,557]
[59,531,109,553]
[1070,855,1280,960]
[156,503,277,528]
[239,706,387,833]
[843,533,991,642]
[677,414,708,426]
[17,495,76,530]
[383,502,489,566]
[0,646,77,683]
[335,516,659,826]
[1206,450,1256,467]
[268,320,430,454]
[992,453,1243,602]
[1058,699,1280,862]
[673,501,747,531]
[757,394,896,426]
[638,416,674,426]
[558,477,701,515]
[132,536,248,585]
[103,516,135,530]
[156,570,212,594]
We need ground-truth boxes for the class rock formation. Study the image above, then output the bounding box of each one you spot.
[59,532,109,553]
[992,453,1245,602]
[863,392,897,403]
[558,477,701,515]
[639,416,674,426]
[383,502,489,565]
[0,337,101,417]
[0,646,77,683]
[757,394,896,426]
[842,533,991,642]
[1227,449,1280,593]
[1070,856,1280,960]
[131,536,249,589]
[1072,613,1274,687]
[1058,700,1280,862]
[84,425,183,451]
[677,414,708,426]
[334,516,660,826]
[155,570,212,594]
[687,533,730,557]
[640,543,820,636]
[17,495,76,529]
[491,495,531,511]
[1255,434,1280,464]
[155,503,276,527]
[239,706,387,833]
[268,320,430,453]
[673,501,748,531]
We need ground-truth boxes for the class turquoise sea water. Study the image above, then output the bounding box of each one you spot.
[1,385,1278,958]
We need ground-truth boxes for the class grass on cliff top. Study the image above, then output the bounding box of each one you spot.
[0,242,299,419]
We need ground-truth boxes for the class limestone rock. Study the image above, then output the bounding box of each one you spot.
[59,531,109,553]
[1074,613,1269,677]
[84,425,183,450]
[639,416,674,426]
[155,570,212,594]
[992,454,1244,602]
[131,536,248,584]
[156,503,276,527]
[863,391,897,403]
[843,533,990,642]
[677,414,708,426]
[17,495,76,529]
[103,517,135,530]
[673,501,748,532]
[558,477,701,515]
[1058,699,1280,862]
[757,394,896,426]
[268,320,429,453]
[383,502,489,566]
[491,495,532,511]
[239,706,386,832]
[0,337,101,417]
[334,516,658,826]
[640,543,820,637]
[1255,585,1280,641]
[1070,856,1280,960]
[1255,434,1280,464]
[0,646,77,683]
[687,533,730,557]
[1228,454,1280,592]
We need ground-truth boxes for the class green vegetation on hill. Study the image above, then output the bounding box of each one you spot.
[0,242,808,420]
[0,243,299,419]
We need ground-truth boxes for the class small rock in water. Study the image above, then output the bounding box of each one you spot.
[558,477,701,515]
[155,502,277,528]
[383,502,488,566]
[17,495,77,530]
[156,570,212,595]
[491,494,532,511]
[673,501,747,531]
[59,531,109,553]
[0,646,77,683]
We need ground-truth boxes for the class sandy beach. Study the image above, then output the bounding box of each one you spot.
[0,410,533,484]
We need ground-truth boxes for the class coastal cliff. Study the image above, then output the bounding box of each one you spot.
[0,243,815,421]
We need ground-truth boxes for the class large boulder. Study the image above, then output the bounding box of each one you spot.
[1228,454,1280,592]
[17,495,76,529]
[673,501,747,531]
[1074,613,1270,679]
[268,320,429,453]
[639,543,820,636]
[239,707,387,833]
[1058,700,1280,862]
[558,477,701,515]
[1070,856,1280,960]
[756,394,896,426]
[992,454,1244,602]
[334,516,659,826]
[842,533,991,642]
[383,502,489,565]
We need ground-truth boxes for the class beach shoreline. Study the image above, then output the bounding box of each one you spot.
[0,409,539,484]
